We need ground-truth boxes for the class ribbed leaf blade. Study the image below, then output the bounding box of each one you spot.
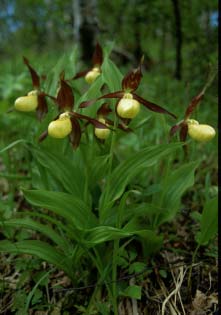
[154,161,199,225]
[102,57,123,92]
[31,147,85,199]
[24,189,97,229]
[0,240,73,278]
[100,142,182,221]
[0,218,70,250]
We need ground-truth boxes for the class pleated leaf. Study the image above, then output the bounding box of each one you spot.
[102,57,123,92]
[0,218,70,251]
[31,147,85,199]
[99,142,182,221]
[0,240,73,279]
[83,225,161,249]
[153,161,199,225]
[24,189,97,229]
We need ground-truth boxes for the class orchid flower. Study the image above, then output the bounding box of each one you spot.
[39,73,109,149]
[14,57,48,121]
[79,60,176,122]
[170,90,216,143]
[73,43,103,84]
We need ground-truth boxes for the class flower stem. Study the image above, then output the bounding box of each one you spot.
[99,115,118,221]
[187,244,200,295]
[112,239,119,315]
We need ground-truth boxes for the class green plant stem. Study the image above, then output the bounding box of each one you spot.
[152,155,172,228]
[101,114,119,313]
[106,117,118,195]
[86,248,113,313]
[99,115,118,222]
[187,244,200,294]
[112,240,119,315]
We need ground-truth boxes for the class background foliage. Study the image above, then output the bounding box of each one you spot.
[0,1,218,314]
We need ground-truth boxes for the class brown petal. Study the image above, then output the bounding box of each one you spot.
[169,122,182,138]
[71,112,109,129]
[23,56,40,89]
[79,91,124,108]
[92,42,103,66]
[79,99,97,108]
[72,69,91,80]
[98,91,125,100]
[57,78,74,111]
[38,130,48,142]
[132,93,177,119]
[69,117,82,150]
[97,103,112,117]
[179,123,188,142]
[122,62,143,92]
[105,118,132,132]
[184,91,204,119]
[36,93,48,121]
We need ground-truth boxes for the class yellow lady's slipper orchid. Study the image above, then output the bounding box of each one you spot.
[14,93,38,112]
[117,93,140,119]
[188,122,216,142]
[85,67,101,84]
[94,118,110,139]
[48,113,72,138]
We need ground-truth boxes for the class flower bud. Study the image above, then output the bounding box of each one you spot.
[117,93,140,119]
[94,118,110,140]
[85,67,101,84]
[188,123,216,142]
[14,95,38,112]
[48,113,72,138]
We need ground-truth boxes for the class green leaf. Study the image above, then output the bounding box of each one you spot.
[31,147,86,199]
[88,154,109,187]
[0,218,71,251]
[196,196,218,246]
[128,262,147,274]
[100,142,182,221]
[102,57,123,92]
[76,75,104,116]
[121,285,142,300]
[23,189,97,230]
[83,225,161,250]
[83,226,133,246]
[0,240,73,279]
[0,139,27,154]
[153,161,199,225]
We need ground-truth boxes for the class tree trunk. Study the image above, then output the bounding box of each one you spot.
[79,0,98,64]
[72,0,81,43]
[172,0,182,80]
